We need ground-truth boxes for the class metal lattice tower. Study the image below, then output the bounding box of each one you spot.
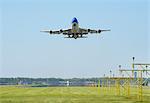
[119,63,150,101]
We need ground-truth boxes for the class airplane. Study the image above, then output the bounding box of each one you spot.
[40,17,110,39]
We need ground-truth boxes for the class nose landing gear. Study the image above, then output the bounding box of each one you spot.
[73,34,78,39]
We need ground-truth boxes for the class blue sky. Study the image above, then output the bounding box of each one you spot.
[0,0,149,78]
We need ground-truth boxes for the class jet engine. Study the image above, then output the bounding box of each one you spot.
[98,30,101,33]
[50,31,52,34]
[60,29,63,33]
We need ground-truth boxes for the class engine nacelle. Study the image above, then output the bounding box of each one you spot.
[88,29,91,32]
[98,30,101,33]
[60,29,63,33]
[50,31,52,34]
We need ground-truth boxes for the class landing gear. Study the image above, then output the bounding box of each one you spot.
[68,35,71,38]
[73,35,78,39]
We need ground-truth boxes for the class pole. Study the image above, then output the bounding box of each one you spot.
[132,57,135,77]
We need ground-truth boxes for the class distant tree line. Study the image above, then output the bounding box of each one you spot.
[0,77,101,86]
[0,77,149,87]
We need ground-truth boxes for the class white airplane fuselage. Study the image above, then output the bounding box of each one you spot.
[71,22,80,38]
[69,17,82,39]
[72,22,79,33]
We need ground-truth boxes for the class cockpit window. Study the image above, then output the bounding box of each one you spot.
[73,24,76,26]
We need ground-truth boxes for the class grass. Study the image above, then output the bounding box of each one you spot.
[0,86,150,103]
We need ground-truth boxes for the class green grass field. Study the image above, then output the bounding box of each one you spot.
[0,86,150,103]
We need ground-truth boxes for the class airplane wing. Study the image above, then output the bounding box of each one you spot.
[40,29,71,35]
[62,29,71,35]
[80,28,110,34]
[40,30,61,34]
[40,29,71,34]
